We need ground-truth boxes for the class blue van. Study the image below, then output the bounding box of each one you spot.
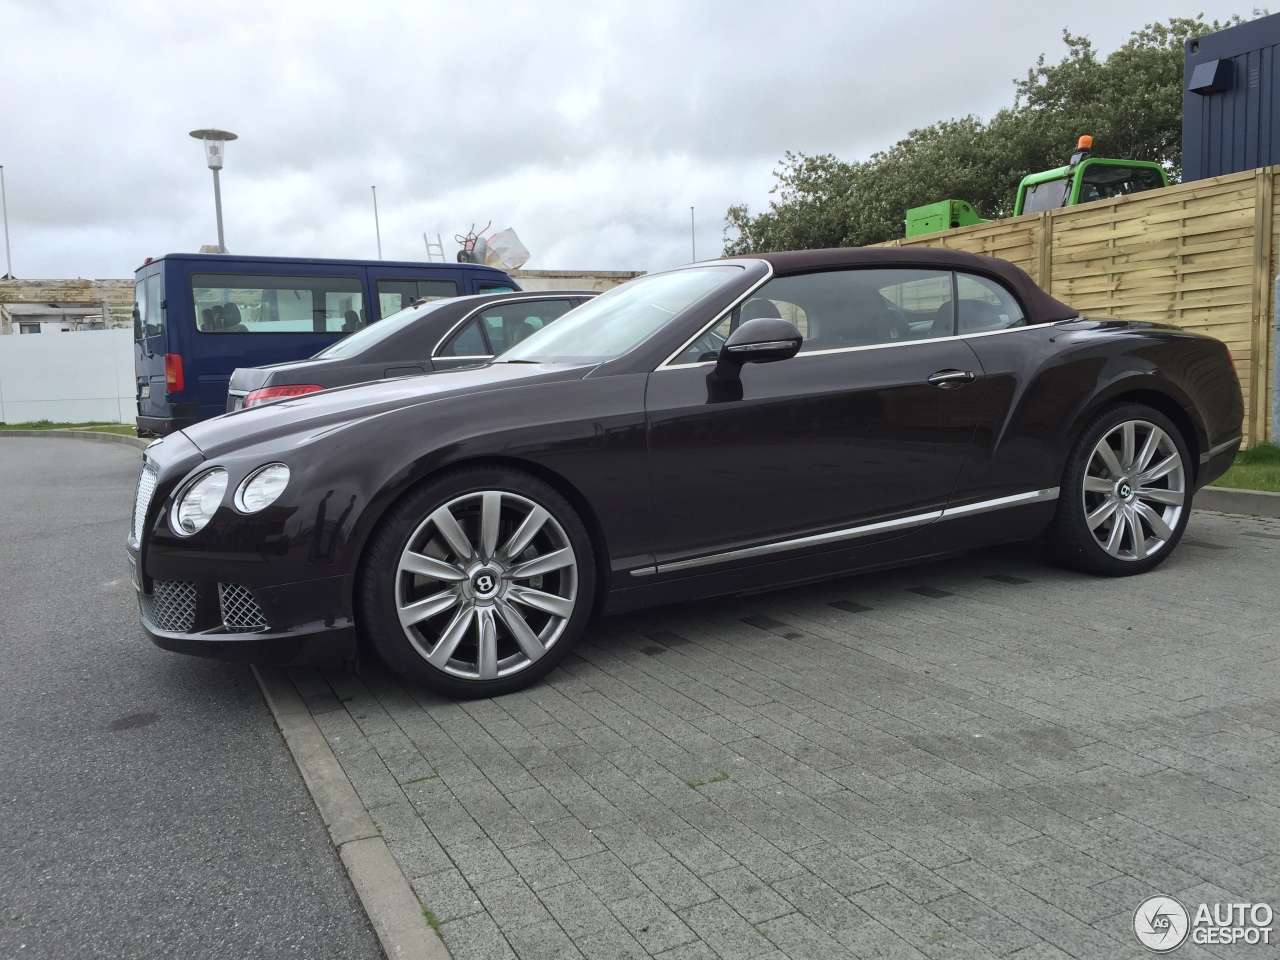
[133,253,519,435]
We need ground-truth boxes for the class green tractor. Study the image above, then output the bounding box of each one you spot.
[904,137,1170,238]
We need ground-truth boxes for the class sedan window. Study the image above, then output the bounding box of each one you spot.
[955,274,1025,333]
[479,299,575,355]
[437,319,491,357]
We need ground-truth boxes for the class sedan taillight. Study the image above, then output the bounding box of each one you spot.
[244,384,326,408]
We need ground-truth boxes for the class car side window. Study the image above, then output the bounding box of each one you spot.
[955,274,1025,333]
[670,268,954,364]
[479,299,574,355]
[437,319,491,357]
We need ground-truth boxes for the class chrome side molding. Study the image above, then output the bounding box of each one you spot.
[631,486,1060,577]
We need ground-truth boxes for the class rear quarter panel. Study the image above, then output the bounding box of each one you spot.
[955,321,1243,506]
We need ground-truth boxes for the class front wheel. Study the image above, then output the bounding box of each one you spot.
[1047,403,1192,576]
[359,467,596,697]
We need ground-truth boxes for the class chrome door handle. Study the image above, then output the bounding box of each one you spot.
[927,369,976,387]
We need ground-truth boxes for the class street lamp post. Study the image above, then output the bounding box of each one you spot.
[189,129,238,253]
[0,165,12,279]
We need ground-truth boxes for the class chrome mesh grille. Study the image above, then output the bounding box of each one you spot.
[130,461,159,547]
[219,583,268,630]
[140,579,197,632]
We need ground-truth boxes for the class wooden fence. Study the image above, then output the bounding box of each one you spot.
[881,167,1278,445]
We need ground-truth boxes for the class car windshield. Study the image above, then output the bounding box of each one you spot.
[311,299,454,359]
[497,266,743,363]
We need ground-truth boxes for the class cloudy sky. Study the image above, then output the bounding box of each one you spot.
[0,0,1251,280]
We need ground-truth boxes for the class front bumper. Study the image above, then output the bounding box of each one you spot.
[131,567,358,666]
[142,616,356,666]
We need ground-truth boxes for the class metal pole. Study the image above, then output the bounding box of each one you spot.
[690,206,696,262]
[211,167,226,254]
[372,186,382,260]
[0,165,12,278]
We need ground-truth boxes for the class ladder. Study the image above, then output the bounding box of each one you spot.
[423,233,447,262]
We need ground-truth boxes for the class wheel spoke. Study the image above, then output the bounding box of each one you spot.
[430,504,475,562]
[1134,427,1162,473]
[1136,453,1180,485]
[500,505,549,561]
[496,598,546,663]
[1120,422,1136,470]
[1130,508,1148,560]
[1083,476,1113,494]
[426,604,474,668]
[1103,509,1128,556]
[507,546,575,580]
[1134,500,1174,541]
[1136,486,1183,507]
[1094,441,1124,479]
[401,551,467,582]
[399,588,460,629]
[479,492,502,560]
[1086,498,1119,531]
[476,606,498,679]
[508,585,575,619]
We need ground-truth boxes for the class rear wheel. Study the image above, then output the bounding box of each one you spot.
[359,466,595,697]
[1047,403,1191,576]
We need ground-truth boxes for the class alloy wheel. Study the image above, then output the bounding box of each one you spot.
[1080,419,1186,562]
[395,490,579,680]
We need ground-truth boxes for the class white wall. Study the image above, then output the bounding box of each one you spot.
[0,329,135,424]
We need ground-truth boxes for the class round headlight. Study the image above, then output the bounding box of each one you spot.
[171,468,229,537]
[235,463,290,513]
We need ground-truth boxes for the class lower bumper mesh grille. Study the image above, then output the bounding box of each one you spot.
[219,583,268,630]
[140,579,197,632]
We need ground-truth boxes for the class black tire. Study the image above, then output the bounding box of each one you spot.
[1046,402,1192,576]
[358,465,596,698]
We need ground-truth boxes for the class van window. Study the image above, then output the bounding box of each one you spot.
[192,274,365,334]
[134,273,163,340]
[377,279,459,318]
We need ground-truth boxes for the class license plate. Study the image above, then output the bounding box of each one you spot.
[231,394,244,411]
[127,554,141,592]
[140,382,150,399]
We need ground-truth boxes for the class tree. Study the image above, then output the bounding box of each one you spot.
[724,15,1243,254]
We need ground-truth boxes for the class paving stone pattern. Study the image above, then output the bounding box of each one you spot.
[290,511,1280,959]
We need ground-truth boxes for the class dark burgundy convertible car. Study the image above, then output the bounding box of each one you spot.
[127,248,1242,696]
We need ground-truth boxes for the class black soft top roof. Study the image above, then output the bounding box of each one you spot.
[730,247,1078,323]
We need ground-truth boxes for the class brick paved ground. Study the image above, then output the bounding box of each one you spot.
[288,510,1280,959]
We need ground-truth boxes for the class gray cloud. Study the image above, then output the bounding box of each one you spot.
[0,0,1247,279]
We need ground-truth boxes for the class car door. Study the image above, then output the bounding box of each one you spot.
[645,267,985,568]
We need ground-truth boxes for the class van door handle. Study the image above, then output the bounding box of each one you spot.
[927,369,976,388]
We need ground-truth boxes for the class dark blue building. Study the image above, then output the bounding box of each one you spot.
[1183,13,1280,182]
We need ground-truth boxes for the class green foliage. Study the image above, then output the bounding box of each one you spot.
[725,16,1244,253]
[1209,442,1280,492]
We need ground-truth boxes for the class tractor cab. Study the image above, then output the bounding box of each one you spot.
[1013,136,1169,216]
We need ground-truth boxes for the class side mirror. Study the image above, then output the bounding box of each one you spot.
[714,317,802,381]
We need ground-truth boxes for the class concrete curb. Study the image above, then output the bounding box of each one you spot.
[252,665,451,960]
[1196,486,1280,519]
[0,428,150,451]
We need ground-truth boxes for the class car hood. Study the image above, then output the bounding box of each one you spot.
[183,361,595,459]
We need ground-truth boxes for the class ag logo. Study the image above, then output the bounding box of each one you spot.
[1134,895,1190,952]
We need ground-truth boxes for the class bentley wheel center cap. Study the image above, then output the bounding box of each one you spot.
[470,567,502,600]
[1117,480,1134,501]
